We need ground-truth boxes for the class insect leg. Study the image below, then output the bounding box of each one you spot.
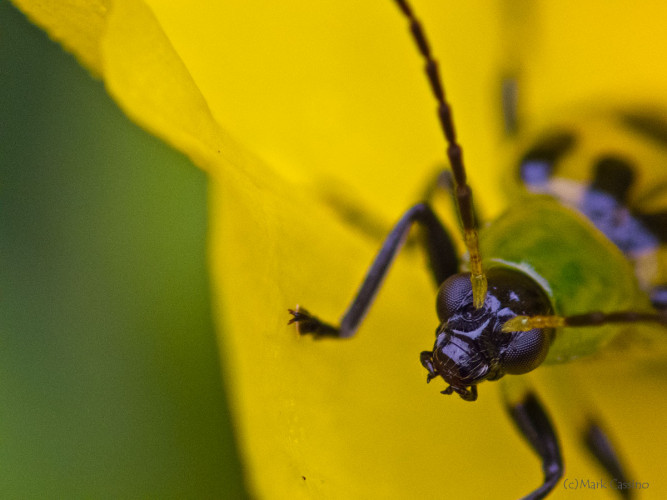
[501,74,519,136]
[419,168,454,203]
[583,420,633,499]
[504,389,563,500]
[288,202,458,338]
[420,168,482,229]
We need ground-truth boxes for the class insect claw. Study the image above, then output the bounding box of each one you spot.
[288,306,341,338]
[287,306,314,335]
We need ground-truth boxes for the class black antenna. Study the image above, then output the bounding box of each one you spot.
[503,310,667,333]
[393,0,487,307]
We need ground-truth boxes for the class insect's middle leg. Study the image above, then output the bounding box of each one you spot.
[583,420,634,499]
[289,202,458,338]
[503,380,635,500]
[419,168,481,227]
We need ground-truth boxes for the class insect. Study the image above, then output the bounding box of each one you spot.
[288,0,667,498]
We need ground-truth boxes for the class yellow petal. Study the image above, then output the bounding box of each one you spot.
[102,0,230,173]
[207,148,527,499]
[10,0,108,76]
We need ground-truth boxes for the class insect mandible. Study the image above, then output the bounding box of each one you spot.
[288,1,667,498]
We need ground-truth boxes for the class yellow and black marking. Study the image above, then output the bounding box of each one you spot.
[517,110,667,309]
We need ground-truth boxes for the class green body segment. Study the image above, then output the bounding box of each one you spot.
[479,195,652,363]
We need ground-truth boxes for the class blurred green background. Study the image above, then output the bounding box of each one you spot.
[0,1,246,497]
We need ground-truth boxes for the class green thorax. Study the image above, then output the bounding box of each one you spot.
[479,195,651,363]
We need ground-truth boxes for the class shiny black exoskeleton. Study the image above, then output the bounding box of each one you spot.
[420,268,554,401]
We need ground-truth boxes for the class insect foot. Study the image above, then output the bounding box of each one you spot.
[287,306,341,338]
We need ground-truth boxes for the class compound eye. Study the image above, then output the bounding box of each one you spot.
[436,273,472,321]
[502,329,552,375]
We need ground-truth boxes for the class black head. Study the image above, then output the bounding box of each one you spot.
[420,268,554,401]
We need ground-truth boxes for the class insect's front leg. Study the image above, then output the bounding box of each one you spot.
[502,374,634,500]
[502,381,562,500]
[288,202,458,339]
